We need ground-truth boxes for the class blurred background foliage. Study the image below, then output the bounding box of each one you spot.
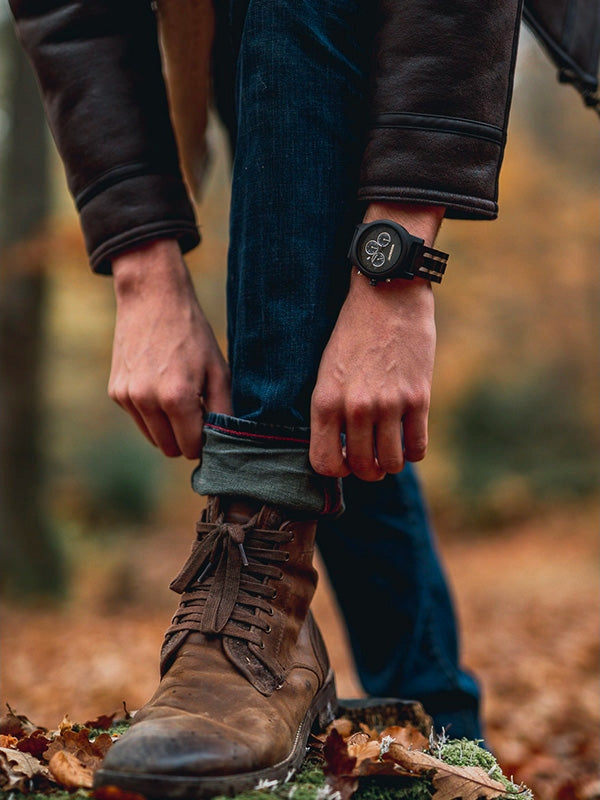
[0,16,598,600]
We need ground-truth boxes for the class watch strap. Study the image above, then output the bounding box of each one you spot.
[414,245,448,284]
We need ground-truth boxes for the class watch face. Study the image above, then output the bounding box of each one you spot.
[357,224,404,276]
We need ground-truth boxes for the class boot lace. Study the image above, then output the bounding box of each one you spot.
[164,511,293,648]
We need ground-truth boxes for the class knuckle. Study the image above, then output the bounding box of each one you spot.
[346,398,371,423]
[310,453,339,477]
[405,386,430,411]
[161,390,185,415]
[380,457,404,474]
[348,456,376,478]
[406,440,428,462]
[128,386,153,412]
[311,390,338,419]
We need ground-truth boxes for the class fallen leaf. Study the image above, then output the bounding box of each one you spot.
[386,744,513,800]
[328,717,354,739]
[44,727,113,769]
[49,749,94,790]
[347,738,381,766]
[0,745,53,792]
[346,732,370,747]
[358,759,412,778]
[0,735,18,748]
[0,705,42,737]
[323,729,356,776]
[58,713,74,732]
[359,722,379,740]
[379,725,429,752]
[16,729,51,759]
[93,785,148,800]
[323,729,359,800]
[86,713,117,730]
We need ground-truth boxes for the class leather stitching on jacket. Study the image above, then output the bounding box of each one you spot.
[372,113,503,145]
[75,162,181,211]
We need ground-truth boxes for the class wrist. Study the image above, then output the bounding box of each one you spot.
[112,238,189,300]
[363,202,445,247]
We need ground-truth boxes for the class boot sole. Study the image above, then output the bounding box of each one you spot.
[94,670,337,799]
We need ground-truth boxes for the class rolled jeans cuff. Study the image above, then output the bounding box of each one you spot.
[192,413,344,516]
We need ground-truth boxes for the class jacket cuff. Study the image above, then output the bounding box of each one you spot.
[78,172,200,274]
[358,118,504,220]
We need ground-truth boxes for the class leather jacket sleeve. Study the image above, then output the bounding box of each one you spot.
[11,0,525,274]
[359,0,525,220]
[9,0,200,274]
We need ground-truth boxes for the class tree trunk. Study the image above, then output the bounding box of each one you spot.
[0,22,65,598]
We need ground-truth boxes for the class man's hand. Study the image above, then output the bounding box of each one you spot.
[108,239,232,458]
[310,203,444,481]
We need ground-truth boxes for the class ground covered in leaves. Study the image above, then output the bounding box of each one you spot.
[1,502,598,800]
[0,700,532,800]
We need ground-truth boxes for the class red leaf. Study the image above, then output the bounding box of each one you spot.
[16,730,50,759]
[323,729,357,777]
[85,713,117,731]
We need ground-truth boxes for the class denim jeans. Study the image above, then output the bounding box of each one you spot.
[195,0,482,739]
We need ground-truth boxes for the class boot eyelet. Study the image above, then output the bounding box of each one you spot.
[265,624,272,634]
[277,572,284,581]
[271,590,278,599]
[288,533,295,543]
[267,607,274,615]
[259,641,265,649]
[284,553,290,561]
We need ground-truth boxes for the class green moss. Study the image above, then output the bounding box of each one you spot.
[86,720,132,739]
[435,738,533,800]
[356,776,434,800]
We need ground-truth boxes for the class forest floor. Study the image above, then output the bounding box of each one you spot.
[1,501,598,800]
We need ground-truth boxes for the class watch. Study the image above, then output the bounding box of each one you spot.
[348,219,448,285]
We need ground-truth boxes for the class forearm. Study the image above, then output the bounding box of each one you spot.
[10,0,199,273]
[310,203,442,480]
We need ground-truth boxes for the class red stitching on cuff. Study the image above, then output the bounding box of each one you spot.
[205,423,310,446]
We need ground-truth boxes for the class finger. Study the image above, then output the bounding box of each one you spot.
[133,404,183,458]
[203,365,233,416]
[375,415,405,474]
[113,394,159,450]
[345,413,385,482]
[310,401,349,478]
[168,404,205,460]
[402,408,429,462]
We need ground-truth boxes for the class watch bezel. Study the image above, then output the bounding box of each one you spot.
[349,219,422,282]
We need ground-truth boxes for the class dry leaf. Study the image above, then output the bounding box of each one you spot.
[346,732,371,747]
[359,722,379,740]
[16,729,51,759]
[347,738,381,766]
[0,735,18,748]
[386,744,512,800]
[323,729,359,800]
[58,713,74,732]
[358,759,412,778]
[85,713,117,730]
[323,729,357,776]
[328,717,354,738]
[49,750,94,790]
[0,705,41,738]
[0,745,53,792]
[44,727,113,769]
[379,725,429,751]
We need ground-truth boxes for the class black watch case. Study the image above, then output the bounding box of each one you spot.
[348,219,447,285]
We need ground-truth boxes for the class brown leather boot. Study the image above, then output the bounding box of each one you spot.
[95,497,336,798]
